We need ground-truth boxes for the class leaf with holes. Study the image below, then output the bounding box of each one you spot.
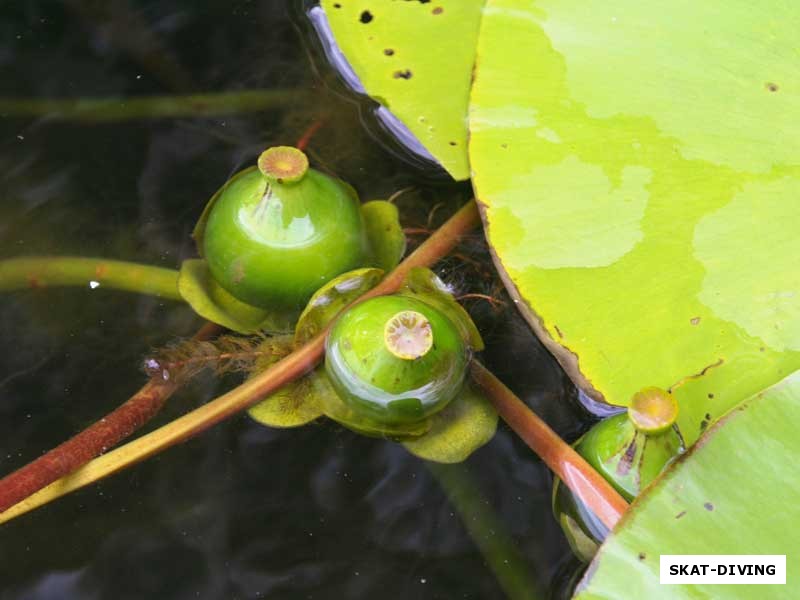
[320,0,485,180]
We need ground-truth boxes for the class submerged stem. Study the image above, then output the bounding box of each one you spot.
[0,321,221,514]
[0,200,628,537]
[0,89,305,122]
[0,256,182,301]
[428,463,544,600]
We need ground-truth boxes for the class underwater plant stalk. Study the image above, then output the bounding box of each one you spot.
[0,321,221,514]
[0,201,482,524]
[0,256,183,300]
[0,89,305,122]
[428,463,543,600]
[470,361,628,530]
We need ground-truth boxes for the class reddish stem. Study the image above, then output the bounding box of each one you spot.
[295,118,326,151]
[403,227,433,236]
[471,361,628,530]
[456,293,505,308]
[0,322,221,513]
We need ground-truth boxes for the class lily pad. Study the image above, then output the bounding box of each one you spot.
[294,267,384,346]
[362,200,406,272]
[178,259,294,334]
[469,0,800,443]
[320,0,485,180]
[574,370,800,599]
[398,267,484,351]
[402,381,498,464]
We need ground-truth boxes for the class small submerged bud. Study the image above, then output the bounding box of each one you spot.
[553,386,684,562]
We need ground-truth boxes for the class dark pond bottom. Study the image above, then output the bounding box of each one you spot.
[0,1,596,598]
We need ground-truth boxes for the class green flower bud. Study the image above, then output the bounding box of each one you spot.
[325,295,470,425]
[202,146,368,309]
[553,387,684,561]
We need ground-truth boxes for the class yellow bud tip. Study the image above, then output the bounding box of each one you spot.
[628,387,678,434]
[384,310,433,360]
[257,146,309,183]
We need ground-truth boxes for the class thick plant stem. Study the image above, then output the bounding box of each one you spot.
[0,256,182,301]
[0,201,482,524]
[0,322,221,514]
[428,463,543,600]
[470,361,628,531]
[0,90,304,122]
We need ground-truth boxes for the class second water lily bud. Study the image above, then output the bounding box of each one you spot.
[324,295,470,426]
[201,146,368,309]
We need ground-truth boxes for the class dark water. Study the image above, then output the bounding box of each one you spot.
[0,2,595,598]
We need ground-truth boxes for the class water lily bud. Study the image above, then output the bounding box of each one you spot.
[325,295,470,425]
[553,387,684,560]
[202,146,368,309]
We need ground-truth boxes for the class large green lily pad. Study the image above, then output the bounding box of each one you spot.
[320,0,484,180]
[469,0,800,443]
[574,370,800,599]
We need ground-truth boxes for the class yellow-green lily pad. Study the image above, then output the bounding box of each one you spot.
[469,0,800,444]
[247,371,326,429]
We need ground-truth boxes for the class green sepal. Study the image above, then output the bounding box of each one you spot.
[316,369,432,438]
[247,372,326,428]
[294,267,385,346]
[402,381,498,464]
[361,200,406,272]
[552,477,603,563]
[178,258,294,334]
[398,267,484,350]
[191,165,258,256]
